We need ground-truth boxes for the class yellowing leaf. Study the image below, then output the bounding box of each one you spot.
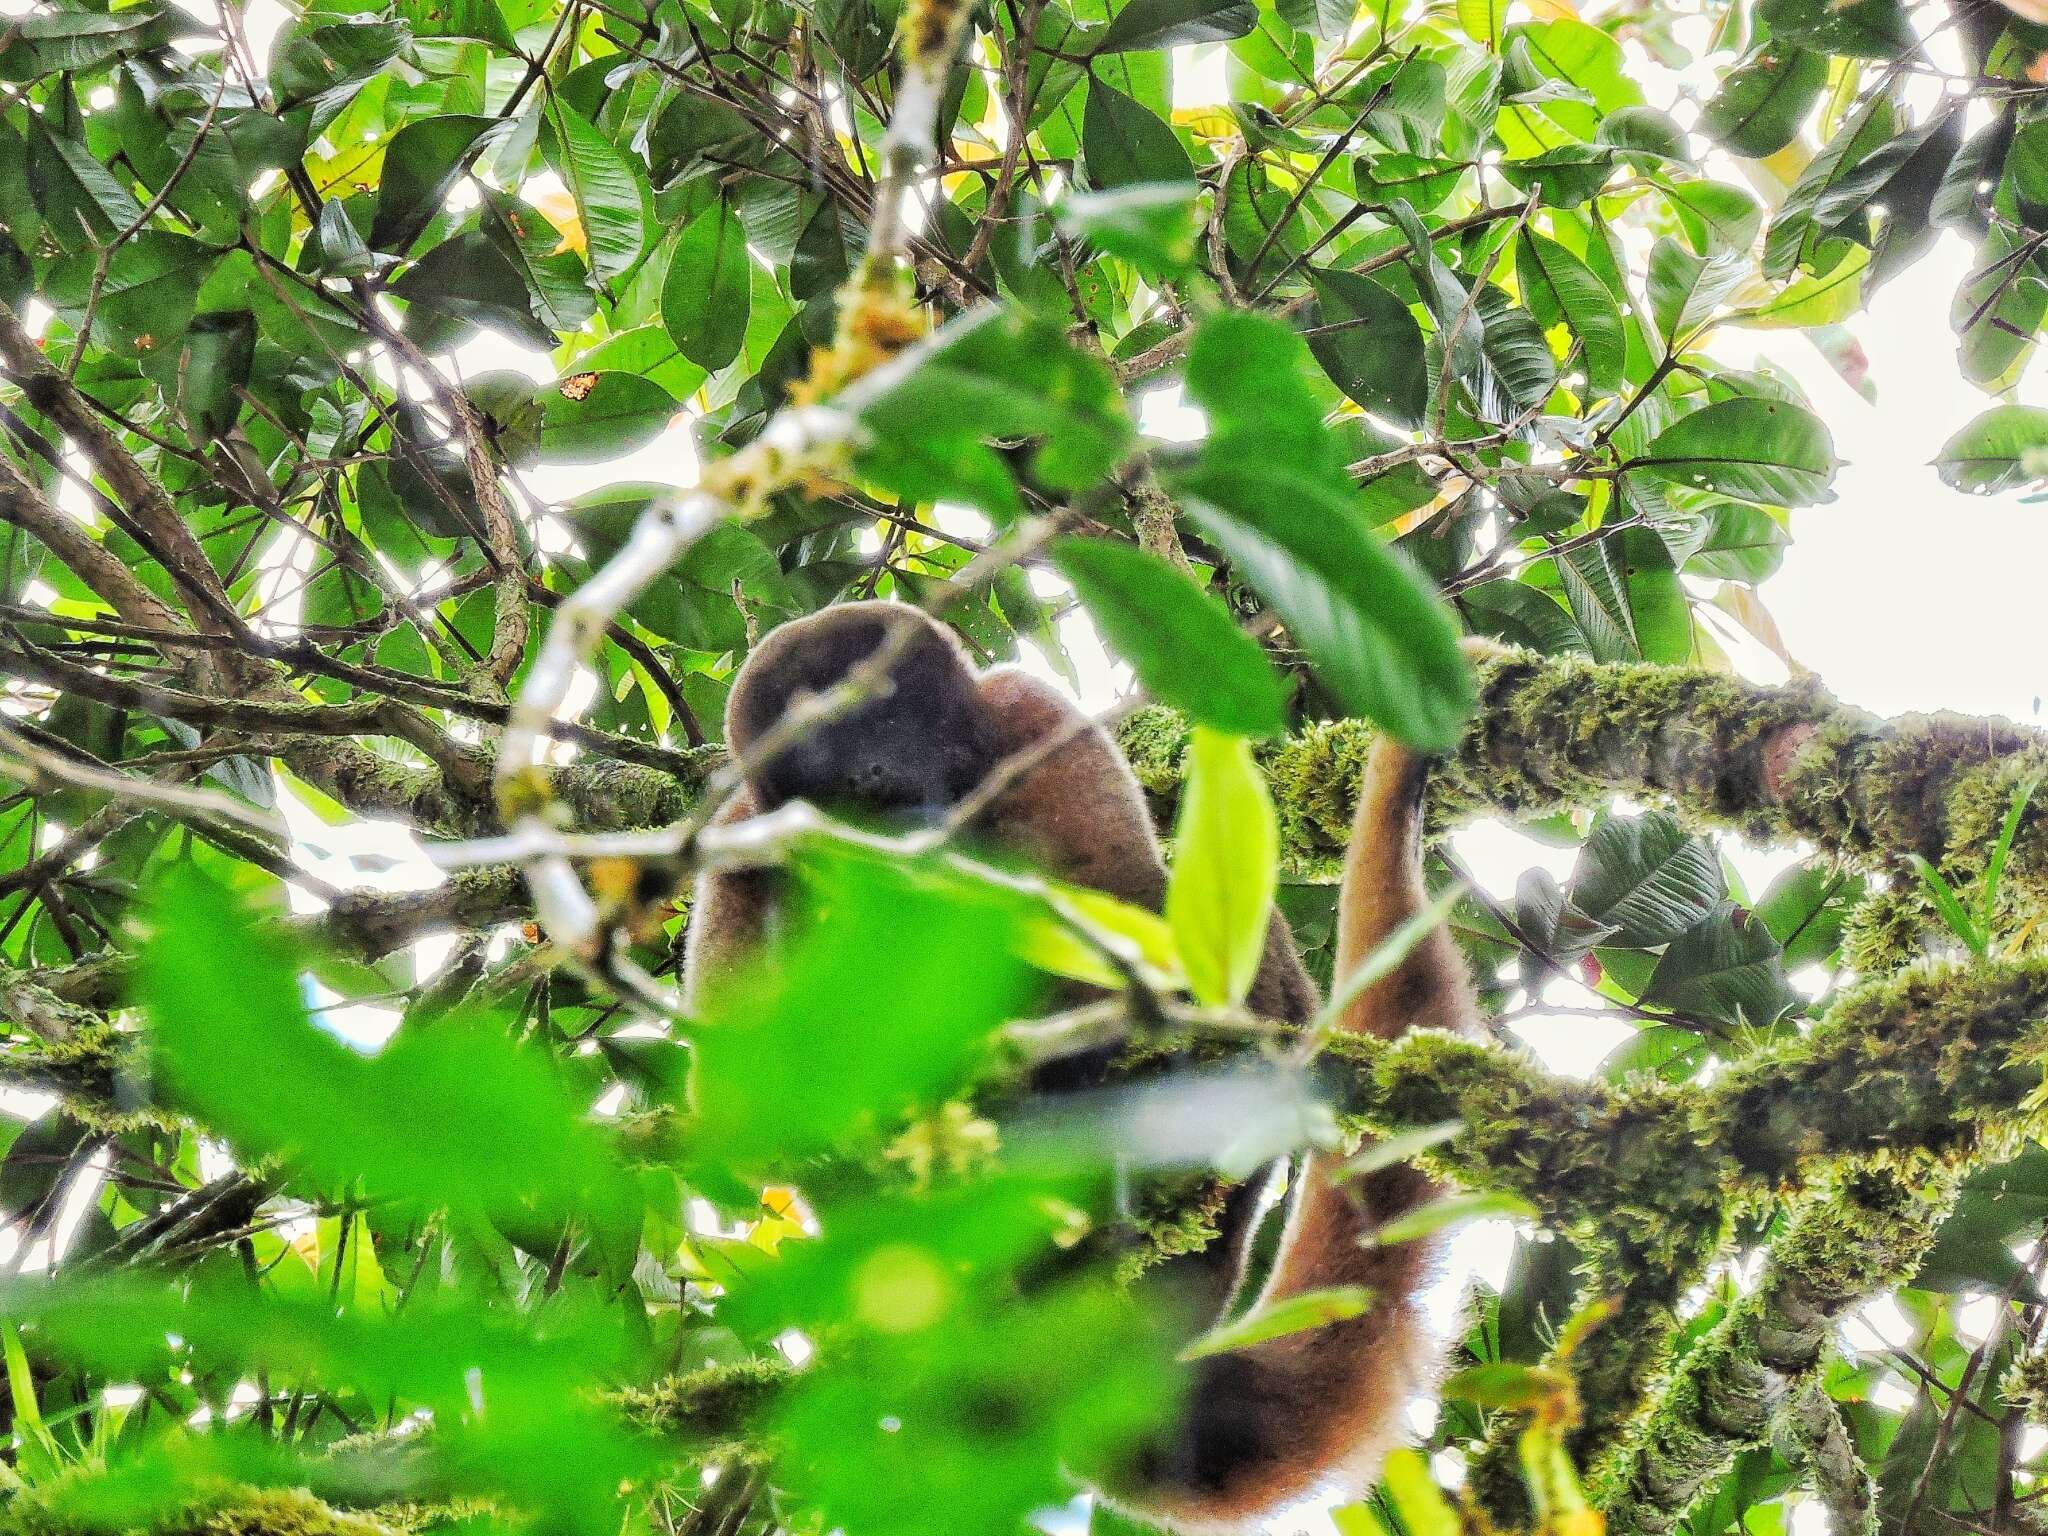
[1013,882,1185,991]
[1165,727,1279,1008]
[1380,1449,1461,1536]
[1710,585,1799,671]
[529,184,586,256]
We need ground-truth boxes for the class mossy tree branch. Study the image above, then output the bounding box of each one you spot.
[1595,1168,1953,1536]
[1119,652,2048,910]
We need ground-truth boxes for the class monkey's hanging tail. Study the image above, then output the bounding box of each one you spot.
[1117,735,1476,1533]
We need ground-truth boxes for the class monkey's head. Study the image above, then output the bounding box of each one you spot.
[725,602,1003,819]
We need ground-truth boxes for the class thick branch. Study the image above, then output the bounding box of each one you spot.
[1120,650,2048,902]
[1597,1168,1952,1533]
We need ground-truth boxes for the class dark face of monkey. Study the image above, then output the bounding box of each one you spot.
[727,605,1002,821]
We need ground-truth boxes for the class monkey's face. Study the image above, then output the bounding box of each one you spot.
[731,608,1001,821]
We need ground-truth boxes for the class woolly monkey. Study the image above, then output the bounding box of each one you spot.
[682,600,1477,1530]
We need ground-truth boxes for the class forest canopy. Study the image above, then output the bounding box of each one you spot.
[3,0,2048,1533]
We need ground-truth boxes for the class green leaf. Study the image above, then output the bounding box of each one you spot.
[369,115,507,254]
[1456,0,1506,49]
[177,311,255,442]
[543,100,650,287]
[1684,502,1789,582]
[1305,269,1428,428]
[1094,0,1257,51]
[1658,179,1763,255]
[568,484,786,646]
[49,232,219,354]
[480,187,597,336]
[269,17,411,113]
[1372,1191,1537,1246]
[1626,398,1837,506]
[0,9,183,82]
[1181,309,1351,491]
[1442,1361,1571,1411]
[396,0,517,48]
[1569,810,1725,948]
[1599,1023,1711,1084]
[1334,1121,1464,1182]
[662,198,752,372]
[1907,854,1986,958]
[1555,537,1638,662]
[1471,286,1559,419]
[1700,46,1827,158]
[1165,726,1280,1008]
[839,306,1132,517]
[538,372,677,463]
[1646,237,1747,343]
[2011,118,2048,231]
[1933,404,2048,495]
[1057,183,1201,275]
[1981,777,2039,933]
[391,229,558,351]
[25,121,146,251]
[1731,245,1868,330]
[1758,0,1913,59]
[1170,458,1473,751]
[692,848,1036,1169]
[1516,231,1625,395]
[1642,903,1801,1029]
[136,870,636,1236]
[1053,538,1289,737]
[315,198,375,278]
[1083,79,1194,189]
[1178,1285,1375,1360]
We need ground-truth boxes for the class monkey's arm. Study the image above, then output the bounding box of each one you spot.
[973,669,1318,1026]
[1111,733,1478,1529]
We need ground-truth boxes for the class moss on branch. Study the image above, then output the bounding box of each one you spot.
[1,1486,403,1536]
[1330,955,2048,1258]
[1596,1169,1951,1535]
[1118,652,2048,910]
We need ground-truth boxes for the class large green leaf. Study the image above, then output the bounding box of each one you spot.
[1306,269,1428,427]
[661,198,752,372]
[1646,237,1747,344]
[25,120,145,251]
[1167,312,1472,749]
[538,372,677,463]
[1053,537,1289,737]
[543,100,650,287]
[369,115,508,254]
[392,229,558,350]
[1169,461,1473,751]
[1642,904,1801,1029]
[1057,183,1201,275]
[136,871,636,1235]
[1758,0,1913,59]
[1626,398,1837,506]
[840,306,1132,518]
[1569,811,1725,948]
[1934,404,2048,495]
[1082,78,1194,188]
[1093,0,1257,51]
[1516,231,1624,395]
[269,17,412,114]
[1699,46,1827,158]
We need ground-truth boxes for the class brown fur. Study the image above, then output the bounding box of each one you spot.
[683,602,1477,1531]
